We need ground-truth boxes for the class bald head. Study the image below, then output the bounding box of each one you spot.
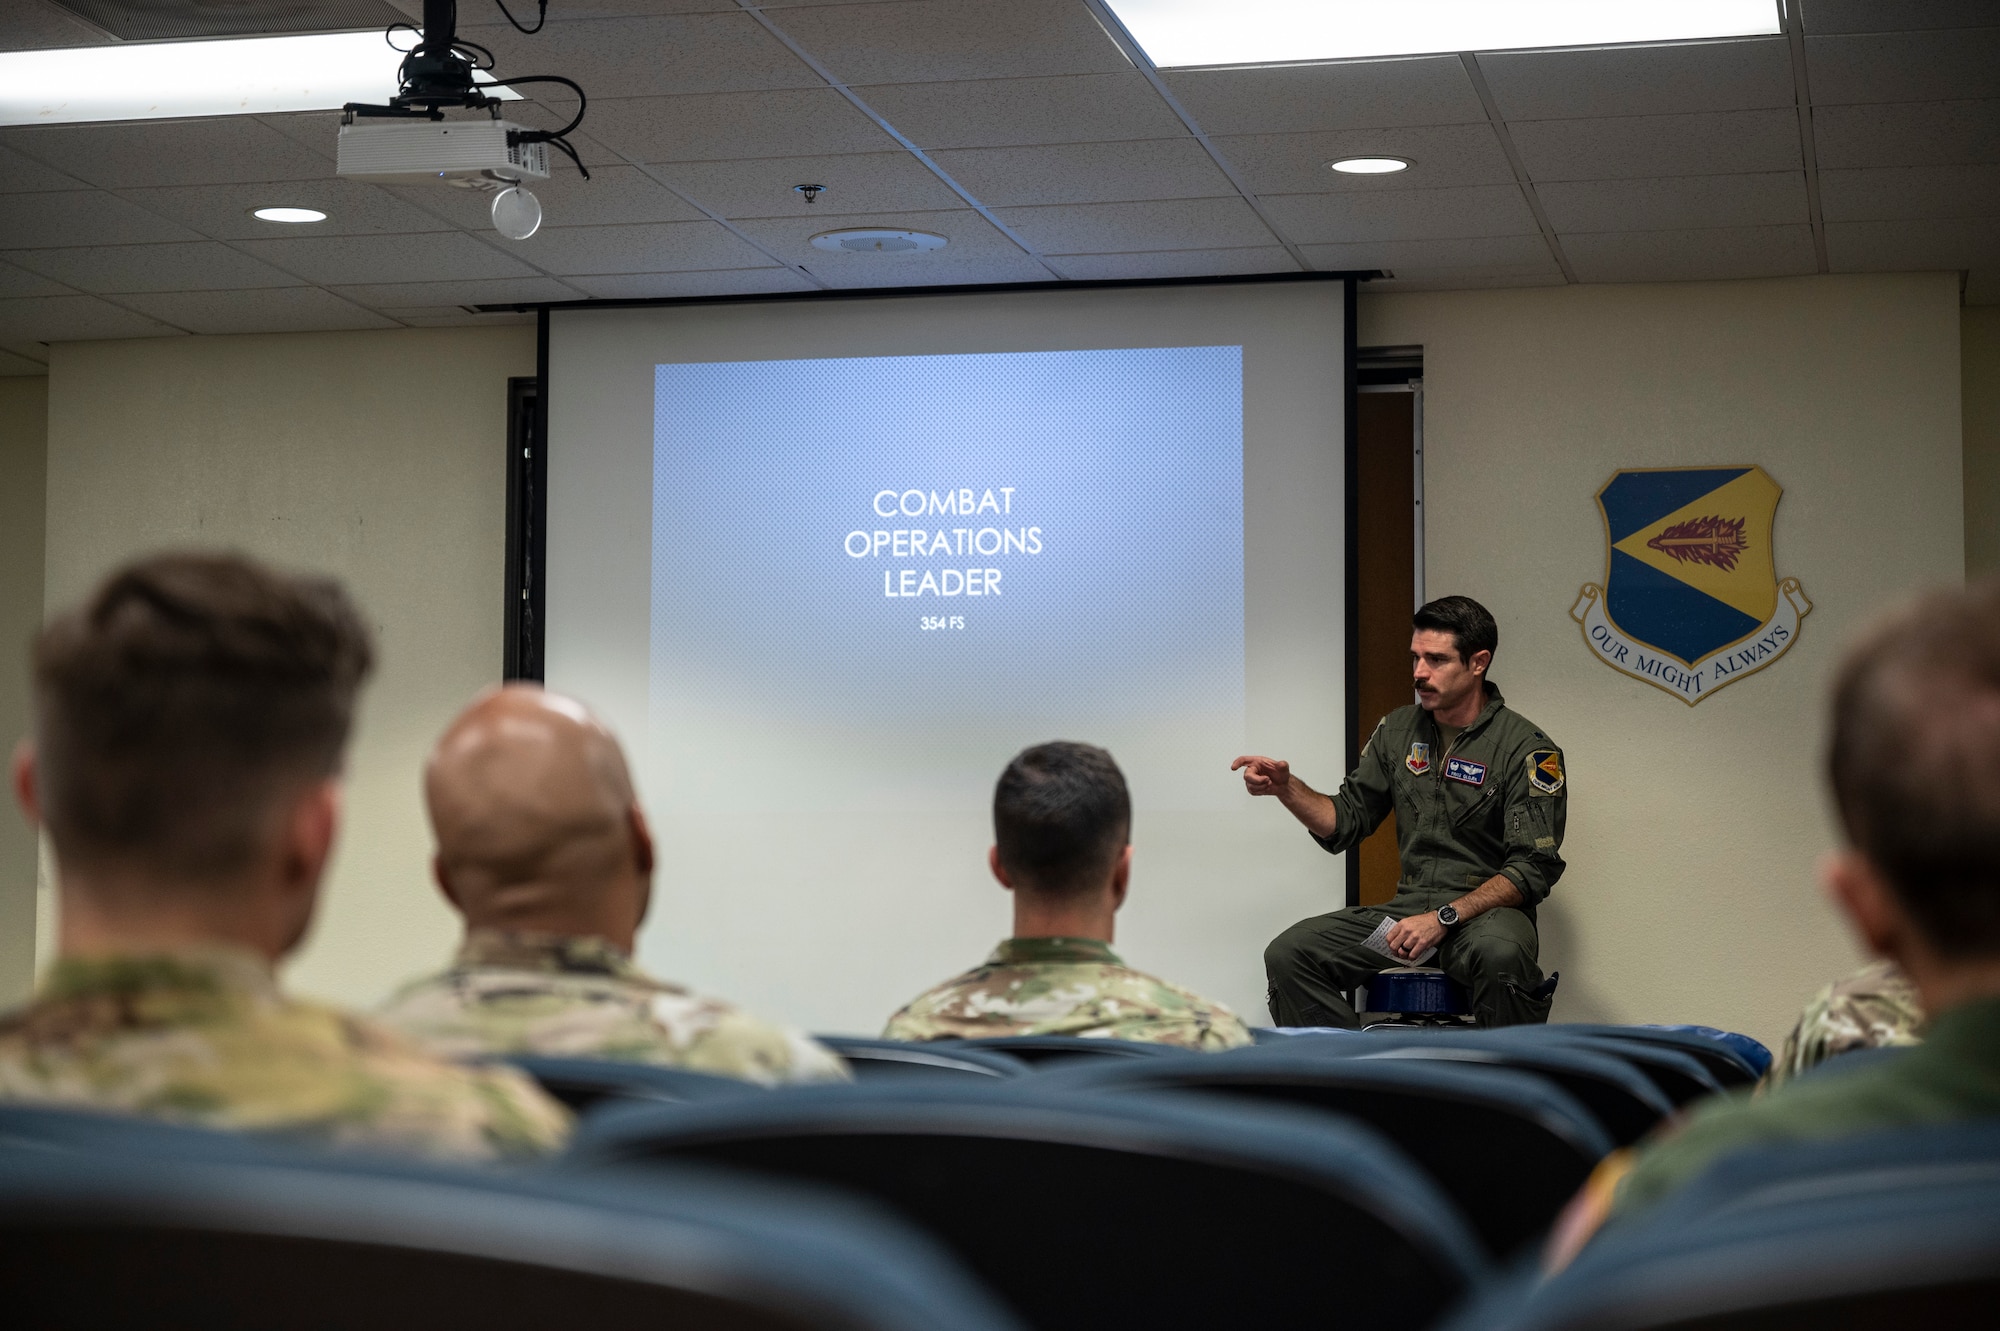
[425,685,652,948]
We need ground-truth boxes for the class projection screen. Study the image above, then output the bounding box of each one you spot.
[546,279,1352,1033]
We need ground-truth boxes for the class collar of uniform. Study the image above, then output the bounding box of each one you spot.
[1914,993,2000,1067]
[455,929,637,978]
[1424,682,1506,742]
[989,936,1123,966]
[41,944,278,1006]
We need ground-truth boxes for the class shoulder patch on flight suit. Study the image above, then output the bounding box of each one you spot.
[1528,749,1564,795]
[1406,741,1431,775]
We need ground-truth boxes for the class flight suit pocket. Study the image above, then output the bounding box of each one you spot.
[1502,976,1555,1025]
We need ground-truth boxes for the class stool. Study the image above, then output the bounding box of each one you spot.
[1358,967,1475,1030]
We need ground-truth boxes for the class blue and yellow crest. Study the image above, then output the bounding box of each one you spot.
[1571,465,1811,705]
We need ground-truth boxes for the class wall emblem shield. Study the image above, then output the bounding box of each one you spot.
[1570,465,1811,705]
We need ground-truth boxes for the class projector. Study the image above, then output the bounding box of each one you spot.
[335,120,549,187]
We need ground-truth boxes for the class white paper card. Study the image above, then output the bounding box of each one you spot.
[1363,915,1437,967]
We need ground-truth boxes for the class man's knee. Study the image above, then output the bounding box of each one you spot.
[1264,925,1311,979]
[1448,925,1539,983]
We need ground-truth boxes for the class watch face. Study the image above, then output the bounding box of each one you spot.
[1437,906,1458,926]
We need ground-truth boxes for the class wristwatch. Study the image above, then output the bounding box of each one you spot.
[1436,904,1461,929]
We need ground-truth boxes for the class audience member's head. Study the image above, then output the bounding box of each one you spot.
[13,551,374,961]
[425,685,653,952]
[1826,579,2000,992]
[990,741,1132,933]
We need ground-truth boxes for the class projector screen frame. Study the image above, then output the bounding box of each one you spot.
[510,270,1369,915]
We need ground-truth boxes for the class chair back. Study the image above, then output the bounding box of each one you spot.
[813,1036,1029,1080]
[0,1108,1024,1331]
[938,1035,1188,1066]
[1539,1023,1765,1088]
[568,1083,1488,1331]
[1476,1029,1723,1107]
[1036,1046,1612,1258]
[497,1054,768,1114]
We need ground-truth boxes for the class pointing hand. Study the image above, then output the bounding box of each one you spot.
[1231,755,1291,796]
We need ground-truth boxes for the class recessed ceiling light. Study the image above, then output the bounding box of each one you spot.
[0,32,518,128]
[252,207,328,224]
[1330,157,1411,175]
[810,229,948,255]
[1104,0,1781,68]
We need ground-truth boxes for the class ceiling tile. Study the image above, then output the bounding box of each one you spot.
[1805,27,2000,105]
[0,295,184,342]
[116,179,454,241]
[1562,225,1817,283]
[587,90,901,162]
[1212,125,1513,195]
[382,166,708,231]
[6,241,303,294]
[0,259,70,298]
[768,0,1128,83]
[329,278,585,309]
[1477,39,1794,121]
[0,190,203,248]
[859,73,1186,149]
[0,145,86,194]
[1802,0,1999,33]
[231,231,543,285]
[460,12,819,98]
[564,268,821,299]
[0,341,49,367]
[1365,273,1566,293]
[733,206,1040,272]
[0,349,48,376]
[375,307,539,326]
[1966,269,1999,304]
[1825,216,2000,273]
[1820,164,2000,222]
[0,4,112,49]
[804,250,1053,288]
[930,140,1234,207]
[1162,58,1485,136]
[113,288,398,336]
[1046,247,1299,280]
[652,152,965,218]
[256,112,345,161]
[1509,110,1802,181]
[516,220,778,274]
[994,196,1274,253]
[482,0,736,16]
[1,119,337,189]
[1814,99,2000,169]
[1539,173,1807,233]
[1300,234,1558,274]
[1260,186,1539,245]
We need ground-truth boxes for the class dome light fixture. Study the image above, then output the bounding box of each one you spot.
[1329,157,1411,175]
[251,206,328,223]
[809,228,947,254]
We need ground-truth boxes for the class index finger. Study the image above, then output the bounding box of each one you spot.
[1230,755,1264,772]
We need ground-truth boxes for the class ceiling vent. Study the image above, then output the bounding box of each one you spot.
[48,0,408,42]
[809,229,948,255]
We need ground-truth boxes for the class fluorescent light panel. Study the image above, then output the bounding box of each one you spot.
[0,32,517,128]
[1105,0,1782,68]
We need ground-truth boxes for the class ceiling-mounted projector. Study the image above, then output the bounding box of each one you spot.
[336,120,548,187]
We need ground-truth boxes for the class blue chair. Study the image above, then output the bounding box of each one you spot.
[937,1035,1188,1066]
[1541,1023,1766,1088]
[1034,1044,1614,1258]
[1288,1029,1676,1145]
[0,1106,1024,1331]
[1473,1028,1724,1107]
[567,1082,1489,1330]
[1442,1141,2000,1331]
[813,1035,1029,1080]
[496,1054,769,1114]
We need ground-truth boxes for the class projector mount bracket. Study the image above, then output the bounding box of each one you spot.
[342,0,589,178]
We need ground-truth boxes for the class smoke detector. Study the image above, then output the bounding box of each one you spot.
[810,228,947,254]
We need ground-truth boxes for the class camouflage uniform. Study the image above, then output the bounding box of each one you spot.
[883,936,1253,1051]
[0,948,569,1161]
[377,931,849,1086]
[1764,959,1926,1090]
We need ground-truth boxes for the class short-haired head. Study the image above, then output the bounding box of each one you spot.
[992,741,1131,899]
[425,685,649,941]
[1413,595,1498,666]
[1828,580,2000,957]
[30,551,373,881]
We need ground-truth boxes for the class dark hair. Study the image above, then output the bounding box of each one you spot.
[1828,580,2000,956]
[31,551,375,879]
[993,741,1131,898]
[1413,595,1498,665]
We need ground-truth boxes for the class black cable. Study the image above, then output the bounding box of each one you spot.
[385,22,419,52]
[492,0,549,34]
[490,73,586,141]
[546,136,590,180]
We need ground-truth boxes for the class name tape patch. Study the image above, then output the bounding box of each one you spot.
[1444,757,1487,787]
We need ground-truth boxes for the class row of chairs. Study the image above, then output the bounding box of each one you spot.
[3,1025,1986,1330]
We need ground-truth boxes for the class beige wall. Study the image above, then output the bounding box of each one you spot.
[1362,272,1965,1050]
[1967,307,2000,580]
[44,326,535,1006]
[0,380,45,1004]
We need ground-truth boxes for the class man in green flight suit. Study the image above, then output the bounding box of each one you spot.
[1234,595,1567,1028]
